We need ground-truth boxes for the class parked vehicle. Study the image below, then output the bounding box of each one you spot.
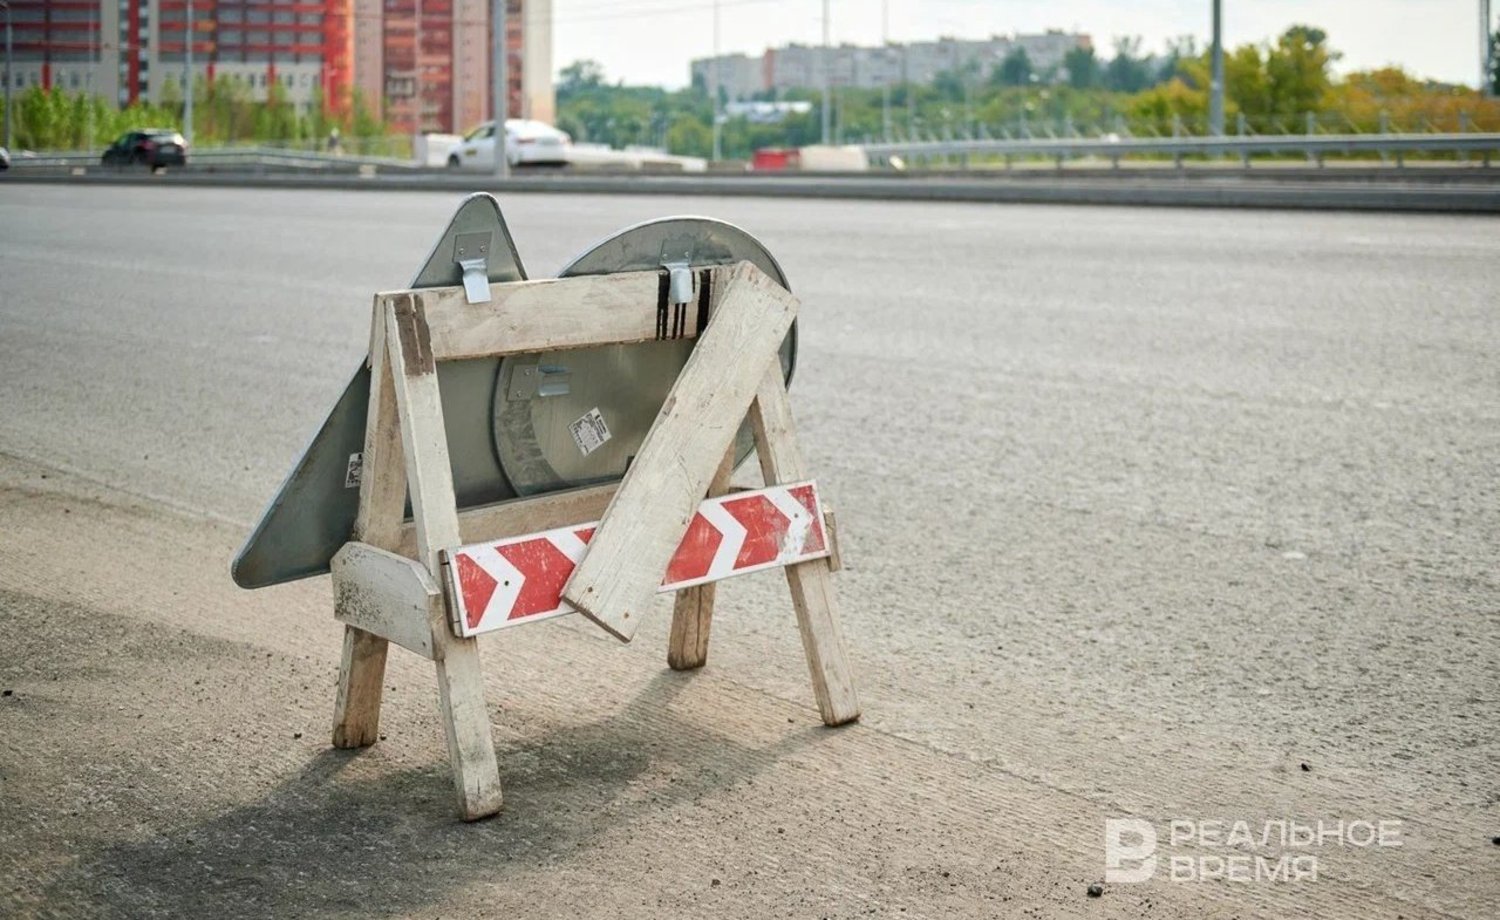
[0,147,9,171]
[101,130,188,169]
[447,120,570,169]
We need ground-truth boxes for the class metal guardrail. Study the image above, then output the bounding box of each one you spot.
[7,146,419,171]
[862,132,1500,166]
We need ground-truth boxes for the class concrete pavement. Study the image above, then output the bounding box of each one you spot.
[1,185,1496,917]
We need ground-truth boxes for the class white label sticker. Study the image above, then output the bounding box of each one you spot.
[344,452,363,489]
[569,408,612,457]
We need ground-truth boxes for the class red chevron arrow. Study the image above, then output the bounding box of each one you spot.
[447,481,829,637]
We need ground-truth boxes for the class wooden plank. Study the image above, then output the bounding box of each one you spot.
[386,295,504,820]
[394,482,618,560]
[446,480,828,637]
[332,315,406,749]
[668,446,736,670]
[749,364,861,727]
[560,262,798,642]
[331,541,442,659]
[331,629,388,748]
[379,268,703,363]
[822,506,844,573]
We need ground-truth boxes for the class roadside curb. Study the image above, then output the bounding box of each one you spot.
[6,170,1500,212]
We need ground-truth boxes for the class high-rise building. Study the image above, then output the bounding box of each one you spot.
[4,1,354,111]
[353,0,553,135]
[3,0,554,134]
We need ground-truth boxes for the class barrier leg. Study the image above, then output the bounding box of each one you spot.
[434,638,504,820]
[667,446,737,670]
[749,365,861,726]
[386,295,503,819]
[333,627,389,747]
[332,318,406,748]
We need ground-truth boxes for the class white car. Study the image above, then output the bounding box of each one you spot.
[448,119,571,169]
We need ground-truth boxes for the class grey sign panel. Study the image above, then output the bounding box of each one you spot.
[496,216,796,496]
[232,202,795,589]
[231,194,527,588]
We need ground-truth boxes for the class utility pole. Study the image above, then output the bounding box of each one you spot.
[821,0,830,144]
[86,0,94,147]
[184,0,194,142]
[2,0,10,150]
[711,0,721,161]
[1209,0,1224,135]
[880,0,890,141]
[492,0,509,178]
[1484,0,1495,95]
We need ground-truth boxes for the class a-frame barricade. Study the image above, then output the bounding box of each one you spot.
[326,261,860,820]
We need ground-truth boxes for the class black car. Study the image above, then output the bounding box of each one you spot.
[101,129,188,169]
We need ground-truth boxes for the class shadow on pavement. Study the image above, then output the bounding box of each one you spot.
[44,669,818,918]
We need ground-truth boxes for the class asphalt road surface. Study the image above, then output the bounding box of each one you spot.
[1,185,1496,918]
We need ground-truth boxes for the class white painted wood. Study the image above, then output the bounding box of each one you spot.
[331,628,388,749]
[380,269,692,363]
[386,295,504,820]
[331,541,441,659]
[822,506,844,574]
[333,315,405,749]
[394,482,618,560]
[445,480,829,637]
[749,364,862,727]
[560,263,798,642]
[668,445,736,670]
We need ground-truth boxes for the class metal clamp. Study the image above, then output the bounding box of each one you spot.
[454,232,493,303]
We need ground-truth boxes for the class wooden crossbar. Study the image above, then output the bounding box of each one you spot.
[371,262,758,363]
[327,256,860,822]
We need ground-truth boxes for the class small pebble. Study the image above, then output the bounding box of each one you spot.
[1086,883,1103,898]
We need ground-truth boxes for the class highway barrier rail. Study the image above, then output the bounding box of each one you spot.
[862,132,1500,169]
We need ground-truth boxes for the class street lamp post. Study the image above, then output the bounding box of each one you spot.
[2,1,11,150]
[880,0,890,142]
[492,0,509,178]
[183,0,195,143]
[1484,0,1495,96]
[711,0,721,162]
[1209,0,1225,136]
[821,0,830,144]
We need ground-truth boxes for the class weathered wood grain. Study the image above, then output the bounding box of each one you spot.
[749,364,861,727]
[667,446,737,670]
[560,262,796,642]
[387,296,504,820]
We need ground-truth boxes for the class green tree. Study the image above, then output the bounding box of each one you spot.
[558,59,607,99]
[1265,25,1337,117]
[994,48,1033,87]
[1104,37,1154,93]
[665,114,711,157]
[1158,35,1199,84]
[1064,46,1100,89]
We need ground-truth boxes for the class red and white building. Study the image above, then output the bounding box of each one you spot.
[3,0,552,133]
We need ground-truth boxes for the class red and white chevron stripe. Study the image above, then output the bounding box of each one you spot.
[446,481,828,637]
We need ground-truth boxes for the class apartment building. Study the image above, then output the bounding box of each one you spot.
[4,0,554,133]
[4,0,352,110]
[691,30,1091,99]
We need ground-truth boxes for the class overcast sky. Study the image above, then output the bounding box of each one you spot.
[550,0,1494,89]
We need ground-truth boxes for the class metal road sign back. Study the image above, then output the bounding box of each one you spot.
[232,197,795,589]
